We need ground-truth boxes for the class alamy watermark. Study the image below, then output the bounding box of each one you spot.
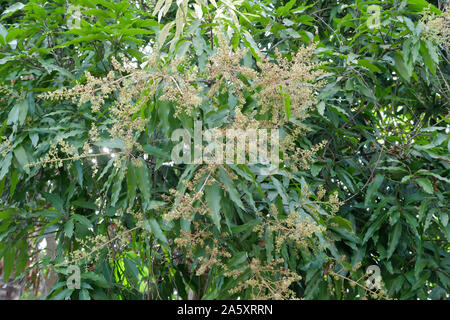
[66,4,381,31]
[67,5,82,30]
[66,265,81,289]
[365,265,382,290]
[367,5,381,29]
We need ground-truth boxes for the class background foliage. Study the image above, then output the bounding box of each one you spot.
[0,0,448,300]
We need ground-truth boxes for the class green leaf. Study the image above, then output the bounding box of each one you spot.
[422,40,439,75]
[242,30,261,58]
[440,211,448,227]
[110,169,123,206]
[54,34,108,49]
[142,144,169,160]
[407,0,440,14]
[311,164,324,177]
[3,246,14,282]
[73,161,83,188]
[43,192,64,212]
[358,59,381,73]
[144,218,169,247]
[79,289,91,300]
[64,219,74,238]
[193,35,206,56]
[205,183,222,231]
[9,170,18,198]
[135,160,152,209]
[230,219,259,234]
[330,216,353,232]
[15,240,27,274]
[317,101,325,116]
[81,272,110,288]
[1,3,25,19]
[227,251,247,268]
[271,176,289,204]
[219,168,245,210]
[158,21,174,47]
[387,223,402,258]
[36,57,75,80]
[126,162,137,208]
[0,153,12,180]
[7,104,19,125]
[393,53,411,82]
[124,257,140,285]
[265,228,274,262]
[72,214,93,229]
[71,200,97,210]
[13,146,29,174]
[364,174,384,206]
[363,211,388,244]
[0,23,7,44]
[416,177,433,194]
[277,0,296,16]
[401,175,413,183]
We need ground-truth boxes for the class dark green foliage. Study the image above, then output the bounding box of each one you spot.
[0,0,448,300]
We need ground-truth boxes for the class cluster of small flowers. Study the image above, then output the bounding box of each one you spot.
[254,209,325,252]
[204,34,326,130]
[28,136,80,169]
[301,184,342,215]
[329,267,390,300]
[39,70,113,113]
[36,51,207,169]
[269,203,278,216]
[316,185,326,200]
[282,138,327,171]
[228,258,302,300]
[37,54,151,168]
[162,165,219,221]
[206,33,257,104]
[280,124,312,152]
[174,225,213,255]
[227,107,261,130]
[0,136,12,157]
[162,187,208,221]
[421,5,450,47]
[220,106,266,161]
[67,232,109,267]
[88,123,100,143]
[158,57,203,117]
[0,84,15,104]
[173,222,231,276]
[58,216,139,268]
[130,209,145,225]
[40,52,154,114]
[195,243,231,276]
[0,84,13,95]
[187,165,220,188]
[254,45,325,125]
[327,191,343,215]
[163,166,238,278]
